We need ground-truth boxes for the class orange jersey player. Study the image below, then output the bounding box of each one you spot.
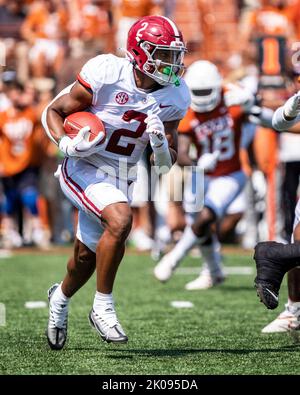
[178,90,244,178]
[0,81,48,249]
[0,106,37,178]
[154,60,273,290]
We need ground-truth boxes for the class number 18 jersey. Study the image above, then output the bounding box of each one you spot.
[178,90,245,177]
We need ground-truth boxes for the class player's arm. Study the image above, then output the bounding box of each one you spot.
[246,105,274,128]
[272,92,300,131]
[177,133,193,166]
[145,112,179,174]
[44,81,93,144]
[163,119,179,164]
[42,82,104,157]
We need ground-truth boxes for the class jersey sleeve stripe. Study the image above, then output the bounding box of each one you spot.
[77,73,92,89]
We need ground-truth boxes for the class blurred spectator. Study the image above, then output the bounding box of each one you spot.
[67,0,113,55]
[113,0,162,54]
[21,0,68,79]
[0,79,49,249]
[240,0,297,79]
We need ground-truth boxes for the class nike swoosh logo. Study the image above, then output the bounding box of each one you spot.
[159,104,172,108]
[74,147,89,153]
[265,288,278,302]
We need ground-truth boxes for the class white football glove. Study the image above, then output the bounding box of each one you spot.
[282,91,300,119]
[248,105,274,128]
[224,84,255,111]
[58,126,105,157]
[197,151,220,172]
[145,111,167,150]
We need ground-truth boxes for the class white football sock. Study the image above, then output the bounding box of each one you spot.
[167,226,207,266]
[51,284,70,309]
[199,236,224,278]
[287,299,300,314]
[93,291,114,312]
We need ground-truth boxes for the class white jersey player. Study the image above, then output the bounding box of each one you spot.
[42,15,190,350]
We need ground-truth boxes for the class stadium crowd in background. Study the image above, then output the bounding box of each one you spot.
[1,0,300,334]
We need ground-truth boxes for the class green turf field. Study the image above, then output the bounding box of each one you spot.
[0,248,299,375]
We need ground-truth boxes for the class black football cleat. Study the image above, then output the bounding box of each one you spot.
[254,242,300,310]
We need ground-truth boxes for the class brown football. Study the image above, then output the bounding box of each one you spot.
[63,112,106,145]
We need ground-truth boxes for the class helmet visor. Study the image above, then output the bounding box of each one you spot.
[192,89,213,96]
[152,47,185,77]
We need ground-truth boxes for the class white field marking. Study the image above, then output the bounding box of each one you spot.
[170,301,194,309]
[0,303,5,326]
[0,250,13,259]
[175,266,253,275]
[25,301,47,309]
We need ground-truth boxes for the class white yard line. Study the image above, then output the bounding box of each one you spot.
[24,301,47,309]
[175,266,254,275]
[170,301,194,309]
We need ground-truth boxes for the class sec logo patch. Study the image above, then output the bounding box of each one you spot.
[115,92,129,105]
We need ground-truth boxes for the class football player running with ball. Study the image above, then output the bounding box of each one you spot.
[42,15,190,350]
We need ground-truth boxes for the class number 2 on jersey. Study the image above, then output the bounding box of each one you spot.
[105,110,147,156]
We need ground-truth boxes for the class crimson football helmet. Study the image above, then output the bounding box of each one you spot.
[127,15,186,86]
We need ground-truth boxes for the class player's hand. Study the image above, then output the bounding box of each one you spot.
[224,84,255,111]
[58,126,104,157]
[197,151,220,172]
[145,111,167,150]
[283,91,300,119]
[248,105,274,128]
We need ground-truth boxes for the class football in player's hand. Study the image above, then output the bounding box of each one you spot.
[63,112,106,145]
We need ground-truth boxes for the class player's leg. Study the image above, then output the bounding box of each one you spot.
[89,201,131,344]
[46,222,97,350]
[153,167,209,282]
[261,163,300,331]
[95,202,132,294]
[254,240,300,310]
[1,176,22,248]
[218,189,246,243]
[59,158,131,343]
[153,204,216,282]
[154,171,246,285]
[184,233,226,290]
[185,172,247,290]
[62,238,96,297]
[18,167,50,249]
[261,206,300,327]
[282,164,300,329]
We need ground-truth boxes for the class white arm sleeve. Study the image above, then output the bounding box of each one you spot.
[272,106,300,131]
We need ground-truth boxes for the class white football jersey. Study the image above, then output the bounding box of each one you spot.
[76,54,191,180]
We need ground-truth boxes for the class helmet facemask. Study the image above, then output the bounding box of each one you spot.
[190,87,222,113]
[184,61,223,112]
[139,41,186,86]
